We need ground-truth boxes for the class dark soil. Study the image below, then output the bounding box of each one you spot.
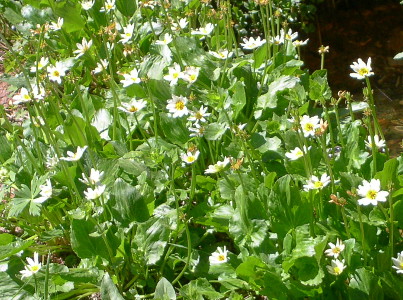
[301,0,403,156]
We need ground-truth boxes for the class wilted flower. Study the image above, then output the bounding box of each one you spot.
[33,179,52,203]
[20,252,42,279]
[191,23,214,36]
[121,68,141,87]
[318,45,329,54]
[300,115,320,137]
[181,151,200,164]
[73,37,93,58]
[209,246,229,265]
[80,168,104,186]
[120,23,135,44]
[163,63,183,86]
[324,238,345,259]
[205,157,230,174]
[155,33,173,45]
[350,58,374,80]
[303,173,331,191]
[49,17,63,31]
[100,0,115,12]
[60,146,88,162]
[187,106,210,123]
[84,185,106,200]
[81,0,95,10]
[166,95,189,118]
[326,259,345,276]
[365,135,386,151]
[240,36,266,50]
[209,49,233,59]
[392,251,403,274]
[357,178,389,206]
[30,57,49,73]
[189,123,205,137]
[119,99,147,114]
[47,61,69,84]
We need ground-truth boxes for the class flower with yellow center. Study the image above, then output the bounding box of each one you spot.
[392,251,403,274]
[20,252,42,279]
[188,105,210,124]
[324,238,345,258]
[166,95,189,118]
[285,146,310,160]
[327,259,345,276]
[209,246,229,265]
[119,99,147,114]
[300,115,320,137]
[350,58,374,80]
[303,173,331,191]
[181,150,200,164]
[121,68,141,87]
[357,178,389,206]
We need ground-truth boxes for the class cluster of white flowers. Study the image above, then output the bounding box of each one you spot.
[80,168,106,200]
[325,238,346,276]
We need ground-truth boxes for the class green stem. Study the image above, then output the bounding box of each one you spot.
[355,200,367,265]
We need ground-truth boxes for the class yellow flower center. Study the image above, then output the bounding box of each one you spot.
[131,77,138,81]
[189,74,197,81]
[358,68,369,76]
[332,247,341,254]
[53,71,60,77]
[23,94,31,100]
[296,150,303,157]
[30,265,40,272]
[173,72,179,78]
[366,190,377,200]
[195,112,203,120]
[333,266,341,275]
[129,106,138,112]
[314,181,323,189]
[304,123,314,132]
[186,156,195,163]
[400,262,403,268]
[218,254,226,261]
[175,101,185,110]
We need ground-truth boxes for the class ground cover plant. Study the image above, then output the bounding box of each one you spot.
[0,0,402,299]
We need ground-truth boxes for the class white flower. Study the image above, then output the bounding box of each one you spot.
[209,246,229,265]
[240,36,266,50]
[326,259,345,276]
[181,151,200,164]
[93,59,109,74]
[303,173,331,191]
[209,49,233,60]
[392,251,403,274]
[365,135,386,151]
[100,0,115,12]
[84,185,106,200]
[49,17,63,31]
[33,179,52,203]
[20,252,41,279]
[12,87,32,104]
[60,146,88,162]
[47,61,69,84]
[171,18,188,31]
[205,157,230,174]
[182,66,200,84]
[324,238,345,258]
[121,68,141,87]
[32,84,46,100]
[293,39,309,47]
[73,37,93,58]
[120,23,135,44]
[118,99,147,113]
[357,178,389,206]
[285,146,309,160]
[269,34,284,45]
[163,63,183,86]
[191,23,214,36]
[187,106,210,123]
[81,0,95,10]
[30,57,49,73]
[282,28,298,41]
[350,58,374,80]
[166,95,189,118]
[300,115,320,137]
[155,33,173,45]
[189,123,205,137]
[80,168,104,186]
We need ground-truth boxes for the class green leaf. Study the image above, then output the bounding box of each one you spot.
[0,238,34,260]
[53,1,85,33]
[180,278,222,300]
[160,113,189,146]
[348,267,383,298]
[101,273,125,300]
[230,81,246,119]
[154,277,176,300]
[204,122,228,141]
[309,70,331,101]
[110,178,150,225]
